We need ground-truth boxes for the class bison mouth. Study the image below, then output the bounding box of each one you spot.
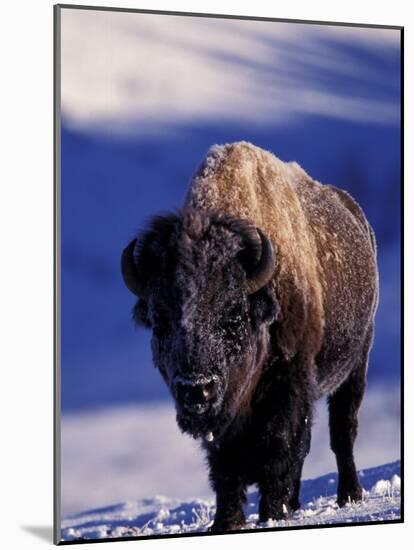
[172,375,224,440]
[175,403,223,440]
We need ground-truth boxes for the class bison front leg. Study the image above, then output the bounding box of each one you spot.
[258,414,311,522]
[207,447,247,532]
[211,483,246,532]
[286,425,311,512]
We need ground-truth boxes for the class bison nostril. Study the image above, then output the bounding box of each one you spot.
[202,380,217,401]
[174,378,217,411]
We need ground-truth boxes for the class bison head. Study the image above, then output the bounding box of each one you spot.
[121,210,280,441]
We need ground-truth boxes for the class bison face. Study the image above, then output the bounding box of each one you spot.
[121,210,280,440]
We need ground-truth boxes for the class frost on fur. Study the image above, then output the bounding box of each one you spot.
[121,142,379,531]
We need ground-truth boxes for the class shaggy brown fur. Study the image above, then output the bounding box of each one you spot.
[185,142,378,394]
[121,141,378,531]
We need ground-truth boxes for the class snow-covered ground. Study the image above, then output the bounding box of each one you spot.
[61,461,401,541]
[61,385,400,517]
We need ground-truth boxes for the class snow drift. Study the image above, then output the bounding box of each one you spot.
[61,461,401,542]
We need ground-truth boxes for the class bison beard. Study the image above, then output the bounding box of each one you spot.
[121,142,378,532]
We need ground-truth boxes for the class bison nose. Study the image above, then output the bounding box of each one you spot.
[173,377,217,413]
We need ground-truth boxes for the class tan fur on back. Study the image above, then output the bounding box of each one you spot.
[184,142,327,362]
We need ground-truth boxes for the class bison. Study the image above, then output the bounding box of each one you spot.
[121,142,378,532]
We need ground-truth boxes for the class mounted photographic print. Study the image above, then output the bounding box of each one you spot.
[54,4,403,544]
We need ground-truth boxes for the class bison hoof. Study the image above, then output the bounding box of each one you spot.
[259,501,292,523]
[210,514,246,532]
[337,483,363,507]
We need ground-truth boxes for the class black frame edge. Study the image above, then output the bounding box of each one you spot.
[55,3,403,30]
[57,518,403,545]
[399,26,404,524]
[53,3,62,546]
[53,3,404,545]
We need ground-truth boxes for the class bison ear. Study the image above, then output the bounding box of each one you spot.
[249,284,280,329]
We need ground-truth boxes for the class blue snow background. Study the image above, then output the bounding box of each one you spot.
[59,11,401,412]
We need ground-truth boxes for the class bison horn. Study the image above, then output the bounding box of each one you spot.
[121,238,143,297]
[246,229,276,295]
